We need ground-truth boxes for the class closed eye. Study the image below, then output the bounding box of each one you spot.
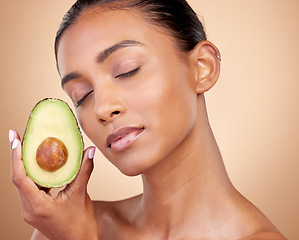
[76,90,93,107]
[115,67,140,79]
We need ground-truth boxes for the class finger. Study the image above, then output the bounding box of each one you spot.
[10,130,48,199]
[10,129,27,187]
[66,146,95,195]
[9,129,17,144]
[9,129,21,147]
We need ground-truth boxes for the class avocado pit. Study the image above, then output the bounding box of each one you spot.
[36,137,68,172]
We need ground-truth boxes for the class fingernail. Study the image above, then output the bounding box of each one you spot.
[9,130,15,143]
[88,147,96,159]
[12,139,19,150]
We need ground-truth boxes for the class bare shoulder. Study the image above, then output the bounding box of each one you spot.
[239,231,287,240]
[226,192,287,240]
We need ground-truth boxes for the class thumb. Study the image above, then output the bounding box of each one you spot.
[67,146,95,195]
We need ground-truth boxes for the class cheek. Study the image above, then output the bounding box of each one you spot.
[76,110,89,135]
[139,70,196,120]
[76,108,105,149]
[132,71,197,140]
[76,111,85,131]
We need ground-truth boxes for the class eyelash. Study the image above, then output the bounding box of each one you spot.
[115,67,140,79]
[75,68,140,107]
[76,90,93,107]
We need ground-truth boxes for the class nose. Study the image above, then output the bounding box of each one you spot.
[94,88,126,124]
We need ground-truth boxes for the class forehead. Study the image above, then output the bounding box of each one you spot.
[56,8,179,72]
[61,9,151,45]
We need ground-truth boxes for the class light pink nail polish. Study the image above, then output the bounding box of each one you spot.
[9,130,15,143]
[88,147,96,159]
[12,139,19,150]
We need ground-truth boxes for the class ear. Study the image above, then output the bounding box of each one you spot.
[189,40,221,94]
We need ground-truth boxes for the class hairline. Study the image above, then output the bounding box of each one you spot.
[55,3,192,59]
[55,5,191,73]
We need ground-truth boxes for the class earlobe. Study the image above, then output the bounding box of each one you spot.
[191,41,221,94]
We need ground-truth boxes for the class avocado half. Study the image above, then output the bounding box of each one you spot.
[22,98,84,188]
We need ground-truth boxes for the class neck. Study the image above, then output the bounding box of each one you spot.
[134,97,237,237]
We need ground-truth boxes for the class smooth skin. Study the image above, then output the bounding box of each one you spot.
[10,8,287,240]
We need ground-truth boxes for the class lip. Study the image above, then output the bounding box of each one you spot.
[106,126,144,152]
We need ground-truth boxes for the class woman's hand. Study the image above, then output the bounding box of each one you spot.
[9,130,98,240]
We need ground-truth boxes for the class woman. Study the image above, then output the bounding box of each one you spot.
[10,0,287,239]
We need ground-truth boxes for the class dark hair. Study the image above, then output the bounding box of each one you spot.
[54,0,207,59]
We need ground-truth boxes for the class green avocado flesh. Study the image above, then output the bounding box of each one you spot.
[22,98,83,188]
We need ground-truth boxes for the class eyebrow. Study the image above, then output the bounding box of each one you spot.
[61,72,81,88]
[61,40,143,87]
[96,40,143,63]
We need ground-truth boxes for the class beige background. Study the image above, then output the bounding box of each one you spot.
[1,0,298,239]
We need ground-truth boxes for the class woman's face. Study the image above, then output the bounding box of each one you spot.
[57,9,199,176]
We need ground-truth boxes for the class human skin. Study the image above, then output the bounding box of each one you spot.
[10,7,287,240]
